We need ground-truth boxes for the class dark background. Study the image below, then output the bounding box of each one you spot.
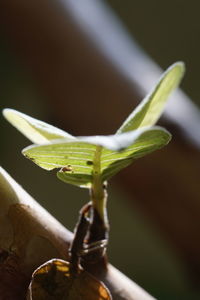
[108,0,200,103]
[1,1,200,299]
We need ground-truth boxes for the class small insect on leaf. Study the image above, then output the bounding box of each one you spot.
[61,165,73,172]
[27,259,112,300]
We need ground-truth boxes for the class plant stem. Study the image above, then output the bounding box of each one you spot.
[91,145,108,227]
[80,146,109,268]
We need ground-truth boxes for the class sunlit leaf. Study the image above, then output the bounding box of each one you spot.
[101,127,171,181]
[3,62,184,189]
[22,126,171,187]
[117,62,185,133]
[27,258,112,300]
[3,108,75,144]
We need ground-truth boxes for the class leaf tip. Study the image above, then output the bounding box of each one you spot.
[2,108,14,119]
[170,61,185,78]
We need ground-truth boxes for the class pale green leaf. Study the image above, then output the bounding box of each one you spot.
[101,127,171,181]
[3,108,75,144]
[22,126,171,187]
[117,62,185,133]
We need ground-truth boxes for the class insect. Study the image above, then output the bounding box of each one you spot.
[27,203,112,300]
[61,165,73,172]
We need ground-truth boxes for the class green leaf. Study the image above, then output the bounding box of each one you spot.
[3,108,75,144]
[22,126,171,187]
[117,62,185,133]
[101,127,171,182]
[4,62,183,189]
[23,141,95,187]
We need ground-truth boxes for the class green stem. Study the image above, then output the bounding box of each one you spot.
[81,146,109,268]
[91,146,108,226]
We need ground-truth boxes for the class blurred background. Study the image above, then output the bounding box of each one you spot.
[1,0,200,299]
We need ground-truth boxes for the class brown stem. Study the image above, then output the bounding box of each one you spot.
[81,206,109,274]
[69,202,91,269]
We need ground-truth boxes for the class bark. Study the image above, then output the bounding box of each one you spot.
[0,166,155,299]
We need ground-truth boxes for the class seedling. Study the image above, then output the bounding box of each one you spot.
[3,62,185,298]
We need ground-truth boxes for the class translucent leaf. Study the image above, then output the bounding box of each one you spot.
[117,62,185,133]
[27,258,112,300]
[101,127,171,182]
[3,108,75,144]
[22,126,171,187]
[4,62,182,188]
[23,141,96,187]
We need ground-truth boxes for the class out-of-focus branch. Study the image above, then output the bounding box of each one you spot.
[1,0,200,283]
[0,166,72,299]
[0,166,155,299]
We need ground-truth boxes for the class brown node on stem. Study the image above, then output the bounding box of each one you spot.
[27,202,112,299]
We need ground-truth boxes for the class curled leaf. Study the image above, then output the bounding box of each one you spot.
[27,258,112,300]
